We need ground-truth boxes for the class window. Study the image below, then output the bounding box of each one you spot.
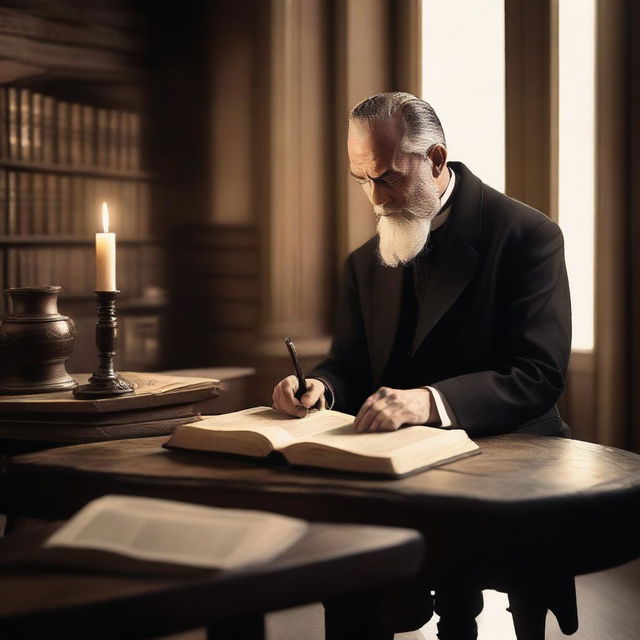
[557,0,596,351]
[422,0,506,192]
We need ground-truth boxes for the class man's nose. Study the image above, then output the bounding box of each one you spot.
[368,181,391,207]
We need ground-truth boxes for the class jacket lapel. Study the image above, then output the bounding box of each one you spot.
[411,161,482,353]
[411,224,478,352]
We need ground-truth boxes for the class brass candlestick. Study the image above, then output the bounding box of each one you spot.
[73,291,134,399]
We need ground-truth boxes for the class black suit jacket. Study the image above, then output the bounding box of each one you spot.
[310,162,572,437]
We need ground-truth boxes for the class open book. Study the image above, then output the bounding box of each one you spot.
[44,495,307,571]
[165,407,480,477]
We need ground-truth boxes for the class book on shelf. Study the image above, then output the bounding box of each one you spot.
[44,174,58,234]
[31,173,46,234]
[70,103,82,166]
[0,88,8,159]
[41,495,307,573]
[96,108,109,167]
[17,172,31,235]
[56,100,70,165]
[108,109,120,169]
[165,407,481,478]
[58,175,72,234]
[81,104,94,167]
[31,92,43,163]
[41,95,55,164]
[0,169,6,235]
[6,171,17,234]
[6,87,19,160]
[18,88,31,161]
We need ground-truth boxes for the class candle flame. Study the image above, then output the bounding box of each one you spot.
[102,202,109,233]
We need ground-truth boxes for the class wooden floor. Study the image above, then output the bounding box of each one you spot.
[159,557,640,639]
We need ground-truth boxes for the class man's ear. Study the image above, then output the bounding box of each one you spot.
[429,145,448,178]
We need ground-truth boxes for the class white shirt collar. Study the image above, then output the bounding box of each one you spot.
[430,167,456,232]
[439,166,456,210]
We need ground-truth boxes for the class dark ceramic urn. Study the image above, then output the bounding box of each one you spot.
[0,287,77,395]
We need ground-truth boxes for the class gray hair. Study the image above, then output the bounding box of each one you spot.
[349,92,446,157]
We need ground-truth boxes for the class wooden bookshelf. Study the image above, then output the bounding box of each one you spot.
[0,1,166,373]
[0,159,153,181]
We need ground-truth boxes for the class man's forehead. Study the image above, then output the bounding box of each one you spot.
[347,116,405,162]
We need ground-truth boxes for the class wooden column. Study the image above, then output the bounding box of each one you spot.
[594,0,628,448]
[253,0,334,395]
[505,0,555,218]
[333,0,394,263]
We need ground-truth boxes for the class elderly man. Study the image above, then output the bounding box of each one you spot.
[273,93,571,639]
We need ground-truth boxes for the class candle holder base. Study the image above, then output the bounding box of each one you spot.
[74,373,134,399]
[72,290,134,400]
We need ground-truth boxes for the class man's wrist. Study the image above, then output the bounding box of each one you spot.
[423,387,440,425]
[310,376,334,409]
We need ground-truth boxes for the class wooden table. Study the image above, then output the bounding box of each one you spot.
[0,373,219,454]
[2,434,640,637]
[0,519,422,639]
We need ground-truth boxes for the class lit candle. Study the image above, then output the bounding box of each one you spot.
[96,202,116,291]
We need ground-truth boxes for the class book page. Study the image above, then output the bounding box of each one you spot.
[191,407,356,449]
[45,495,307,570]
[298,424,465,457]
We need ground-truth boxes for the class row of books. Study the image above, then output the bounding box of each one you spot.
[0,87,141,170]
[0,169,152,238]
[2,246,164,299]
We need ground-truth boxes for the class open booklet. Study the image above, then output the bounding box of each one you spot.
[165,406,480,477]
[44,495,307,571]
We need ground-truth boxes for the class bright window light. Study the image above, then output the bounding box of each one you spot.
[422,0,505,192]
[558,0,595,351]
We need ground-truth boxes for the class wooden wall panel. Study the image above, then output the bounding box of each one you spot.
[505,0,554,218]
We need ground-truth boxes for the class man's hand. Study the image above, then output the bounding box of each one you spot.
[272,376,326,418]
[353,387,432,432]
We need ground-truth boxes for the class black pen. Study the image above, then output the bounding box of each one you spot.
[284,337,307,401]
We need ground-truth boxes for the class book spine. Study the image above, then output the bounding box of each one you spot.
[56,101,70,165]
[18,89,32,162]
[18,247,30,286]
[85,178,97,230]
[7,247,18,287]
[108,110,120,170]
[58,175,71,235]
[71,176,86,236]
[41,96,55,164]
[126,112,140,171]
[96,108,108,167]
[0,169,6,235]
[70,103,82,166]
[7,171,17,234]
[0,87,9,159]
[7,88,19,160]
[81,105,95,167]
[45,174,58,235]
[31,173,46,235]
[17,172,32,235]
[119,110,129,170]
[31,93,43,163]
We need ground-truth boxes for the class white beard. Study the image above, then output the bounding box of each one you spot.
[375,173,441,268]
[376,215,433,268]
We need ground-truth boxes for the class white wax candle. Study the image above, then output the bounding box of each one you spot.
[96,202,116,291]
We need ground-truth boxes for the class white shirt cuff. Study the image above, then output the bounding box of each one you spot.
[425,386,452,427]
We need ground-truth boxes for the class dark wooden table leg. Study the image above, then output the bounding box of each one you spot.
[508,592,547,640]
[206,614,265,640]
